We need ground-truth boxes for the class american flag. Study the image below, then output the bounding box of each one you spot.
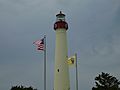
[33,38,44,51]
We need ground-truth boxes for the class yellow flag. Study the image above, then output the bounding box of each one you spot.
[67,55,76,66]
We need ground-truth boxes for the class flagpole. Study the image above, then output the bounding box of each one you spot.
[75,53,78,90]
[44,35,46,90]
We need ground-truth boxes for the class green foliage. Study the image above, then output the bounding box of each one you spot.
[92,72,120,90]
[10,85,37,90]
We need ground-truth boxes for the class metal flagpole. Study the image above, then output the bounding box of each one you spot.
[75,53,78,90]
[33,35,47,90]
[44,35,46,90]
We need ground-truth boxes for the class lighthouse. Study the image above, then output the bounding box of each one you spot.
[54,11,70,90]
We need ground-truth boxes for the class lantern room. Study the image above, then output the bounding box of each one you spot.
[54,11,68,30]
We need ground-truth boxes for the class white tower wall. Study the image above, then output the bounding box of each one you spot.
[54,29,70,90]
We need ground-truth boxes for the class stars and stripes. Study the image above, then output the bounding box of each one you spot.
[33,38,44,51]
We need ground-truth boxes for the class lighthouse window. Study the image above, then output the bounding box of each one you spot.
[57,69,59,72]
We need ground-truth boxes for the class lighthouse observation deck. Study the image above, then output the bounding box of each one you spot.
[54,11,68,30]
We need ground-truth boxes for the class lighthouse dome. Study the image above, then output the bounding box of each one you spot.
[56,11,65,21]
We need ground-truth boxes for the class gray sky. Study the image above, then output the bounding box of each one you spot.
[0,0,120,90]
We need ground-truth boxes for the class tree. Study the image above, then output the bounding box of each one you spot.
[10,85,37,90]
[92,72,120,90]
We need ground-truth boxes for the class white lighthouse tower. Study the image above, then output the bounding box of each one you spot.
[54,11,70,90]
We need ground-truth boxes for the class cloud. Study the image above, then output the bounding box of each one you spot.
[112,33,120,54]
[92,44,112,56]
[0,0,55,16]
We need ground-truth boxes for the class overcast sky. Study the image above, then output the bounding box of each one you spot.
[0,0,120,90]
